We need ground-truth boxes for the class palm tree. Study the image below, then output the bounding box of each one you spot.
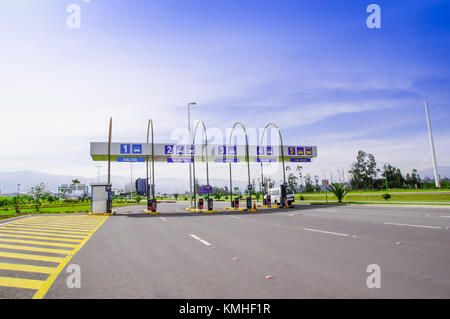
[72,179,81,185]
[328,183,349,202]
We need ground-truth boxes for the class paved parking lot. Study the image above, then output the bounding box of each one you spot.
[1,203,449,299]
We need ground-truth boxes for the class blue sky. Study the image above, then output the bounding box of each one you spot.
[0,0,449,185]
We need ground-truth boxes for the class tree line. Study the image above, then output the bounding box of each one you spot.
[348,150,446,190]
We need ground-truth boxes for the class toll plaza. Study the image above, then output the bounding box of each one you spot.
[89,119,318,214]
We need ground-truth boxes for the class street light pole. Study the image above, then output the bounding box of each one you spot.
[188,102,197,207]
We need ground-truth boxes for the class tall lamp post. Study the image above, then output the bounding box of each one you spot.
[187,102,197,207]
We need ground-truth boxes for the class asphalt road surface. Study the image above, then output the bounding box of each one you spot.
[1,203,449,298]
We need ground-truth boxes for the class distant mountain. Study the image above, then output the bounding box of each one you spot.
[0,170,248,195]
[418,166,450,180]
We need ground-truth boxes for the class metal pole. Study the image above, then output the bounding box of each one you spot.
[188,102,196,207]
[229,122,252,209]
[96,166,101,183]
[146,119,156,209]
[425,102,440,188]
[192,120,208,209]
[188,104,192,207]
[260,162,264,203]
[146,120,150,207]
[107,118,112,185]
[260,123,286,205]
[130,163,133,199]
[229,162,233,207]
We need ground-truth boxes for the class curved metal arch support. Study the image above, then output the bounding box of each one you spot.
[260,123,287,205]
[192,120,210,209]
[228,121,252,208]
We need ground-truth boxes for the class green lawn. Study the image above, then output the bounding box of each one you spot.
[0,200,146,220]
[296,193,450,202]
[297,188,450,196]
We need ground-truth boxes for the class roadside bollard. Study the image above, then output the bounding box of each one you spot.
[151,198,157,212]
[246,196,252,210]
[208,198,213,211]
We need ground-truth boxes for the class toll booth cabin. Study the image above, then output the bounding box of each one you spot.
[90,183,112,214]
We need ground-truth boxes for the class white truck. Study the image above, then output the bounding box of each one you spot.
[264,187,295,205]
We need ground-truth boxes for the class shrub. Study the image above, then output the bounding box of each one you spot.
[300,195,305,201]
[135,195,142,203]
[382,193,391,201]
[0,197,8,207]
[328,183,349,203]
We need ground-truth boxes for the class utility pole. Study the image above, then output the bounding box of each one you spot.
[425,102,440,188]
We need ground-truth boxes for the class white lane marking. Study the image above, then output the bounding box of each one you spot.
[189,234,212,246]
[160,217,168,222]
[303,228,349,237]
[227,216,241,219]
[440,216,450,218]
[383,222,441,229]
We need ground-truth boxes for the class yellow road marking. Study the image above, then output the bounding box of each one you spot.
[0,215,108,297]
[0,251,65,263]
[0,243,73,255]
[14,221,100,227]
[27,217,103,221]
[0,238,78,248]
[33,216,109,299]
[3,227,90,235]
[4,225,94,233]
[0,233,82,243]
[0,230,85,238]
[0,262,56,274]
[12,223,97,230]
[12,219,98,225]
[15,220,100,228]
[0,277,45,290]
